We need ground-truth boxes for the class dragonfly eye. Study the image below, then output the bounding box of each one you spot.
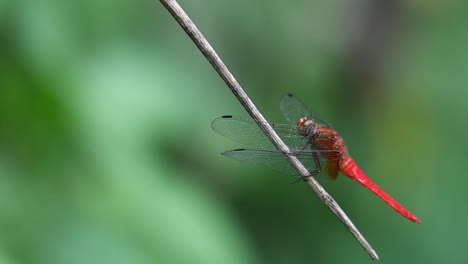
[297,117,310,135]
[297,117,318,137]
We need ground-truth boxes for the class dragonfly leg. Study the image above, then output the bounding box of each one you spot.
[290,152,322,183]
[286,144,323,183]
[291,143,308,155]
[300,152,322,182]
[287,144,310,183]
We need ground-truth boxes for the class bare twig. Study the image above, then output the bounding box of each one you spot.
[159,0,379,260]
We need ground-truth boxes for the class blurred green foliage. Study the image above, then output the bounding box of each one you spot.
[1,0,468,263]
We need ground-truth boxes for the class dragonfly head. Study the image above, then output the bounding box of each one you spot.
[297,117,318,137]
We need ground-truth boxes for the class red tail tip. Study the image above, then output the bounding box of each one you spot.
[410,216,422,224]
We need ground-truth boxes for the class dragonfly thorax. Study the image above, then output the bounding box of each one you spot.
[299,116,347,154]
[297,117,319,138]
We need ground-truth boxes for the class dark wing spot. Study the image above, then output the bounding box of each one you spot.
[221,115,233,118]
[221,149,245,156]
[287,93,294,97]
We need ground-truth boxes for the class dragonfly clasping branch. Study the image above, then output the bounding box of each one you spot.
[160,0,380,260]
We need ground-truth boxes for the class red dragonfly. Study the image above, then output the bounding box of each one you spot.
[212,94,421,223]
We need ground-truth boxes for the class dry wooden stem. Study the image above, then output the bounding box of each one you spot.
[159,0,379,260]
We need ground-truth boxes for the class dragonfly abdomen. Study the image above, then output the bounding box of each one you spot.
[340,156,421,223]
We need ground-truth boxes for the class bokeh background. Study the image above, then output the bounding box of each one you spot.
[1,0,467,263]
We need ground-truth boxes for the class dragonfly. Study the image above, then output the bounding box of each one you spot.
[211,93,421,223]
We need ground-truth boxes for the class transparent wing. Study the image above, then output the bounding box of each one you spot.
[280,93,333,128]
[211,115,307,150]
[222,148,341,180]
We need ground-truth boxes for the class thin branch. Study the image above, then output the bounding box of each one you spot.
[159,0,379,260]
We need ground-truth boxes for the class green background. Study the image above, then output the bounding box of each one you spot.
[1,0,467,263]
